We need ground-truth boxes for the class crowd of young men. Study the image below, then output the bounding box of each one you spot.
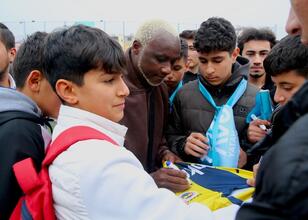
[1,0,308,218]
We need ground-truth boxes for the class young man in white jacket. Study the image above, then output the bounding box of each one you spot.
[44,25,215,220]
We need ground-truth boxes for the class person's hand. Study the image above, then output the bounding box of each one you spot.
[184,132,209,158]
[247,163,260,187]
[238,148,247,168]
[161,150,183,163]
[247,119,271,143]
[150,168,190,192]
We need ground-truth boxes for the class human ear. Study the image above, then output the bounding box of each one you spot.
[132,40,142,55]
[55,79,78,105]
[26,70,43,92]
[231,47,240,63]
[9,48,16,63]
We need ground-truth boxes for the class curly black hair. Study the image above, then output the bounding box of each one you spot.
[194,17,236,54]
[264,34,308,78]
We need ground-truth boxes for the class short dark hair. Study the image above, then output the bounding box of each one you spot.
[12,32,47,88]
[194,17,236,54]
[0,23,9,29]
[264,34,308,78]
[179,38,188,61]
[237,27,277,55]
[0,22,15,50]
[43,25,126,91]
[179,30,196,40]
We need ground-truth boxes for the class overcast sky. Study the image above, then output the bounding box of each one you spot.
[2,0,291,41]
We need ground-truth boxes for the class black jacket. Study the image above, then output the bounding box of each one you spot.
[182,71,198,84]
[236,81,308,220]
[0,88,51,219]
[0,111,50,219]
[166,57,258,162]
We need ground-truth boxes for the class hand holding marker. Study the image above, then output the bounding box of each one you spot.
[164,160,192,185]
[251,114,267,131]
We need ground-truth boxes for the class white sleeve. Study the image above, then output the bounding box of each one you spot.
[213,204,239,220]
[79,144,213,220]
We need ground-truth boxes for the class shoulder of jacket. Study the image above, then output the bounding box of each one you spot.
[1,117,42,135]
[177,80,199,95]
[244,83,259,97]
[0,119,44,157]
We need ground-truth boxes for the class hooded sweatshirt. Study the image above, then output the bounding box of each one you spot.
[0,87,51,219]
[166,56,258,162]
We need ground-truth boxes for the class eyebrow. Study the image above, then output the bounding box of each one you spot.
[211,56,224,59]
[99,70,122,77]
[246,49,270,53]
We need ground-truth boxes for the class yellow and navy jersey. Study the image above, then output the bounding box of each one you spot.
[170,162,254,211]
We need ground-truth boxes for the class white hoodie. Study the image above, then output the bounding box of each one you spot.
[8,73,16,89]
[49,105,213,220]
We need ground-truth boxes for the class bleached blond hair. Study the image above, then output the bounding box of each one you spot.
[134,19,178,47]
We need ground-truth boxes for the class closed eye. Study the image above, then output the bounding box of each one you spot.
[199,58,207,64]
[281,86,293,91]
[104,77,115,83]
[156,55,168,63]
[212,58,223,63]
[172,65,183,71]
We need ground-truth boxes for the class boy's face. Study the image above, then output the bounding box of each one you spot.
[73,69,129,122]
[198,49,238,86]
[0,41,10,77]
[164,57,187,89]
[186,39,199,70]
[18,70,61,119]
[272,70,306,106]
[37,77,61,118]
[242,40,271,78]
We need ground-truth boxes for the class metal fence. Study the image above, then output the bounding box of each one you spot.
[3,20,285,49]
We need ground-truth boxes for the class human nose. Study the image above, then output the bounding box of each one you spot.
[118,77,130,97]
[205,64,215,74]
[165,73,173,80]
[161,63,172,76]
[274,88,285,105]
[285,8,302,36]
[188,50,195,58]
[252,54,262,64]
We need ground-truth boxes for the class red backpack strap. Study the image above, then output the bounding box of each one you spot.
[43,126,118,166]
[13,158,40,194]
